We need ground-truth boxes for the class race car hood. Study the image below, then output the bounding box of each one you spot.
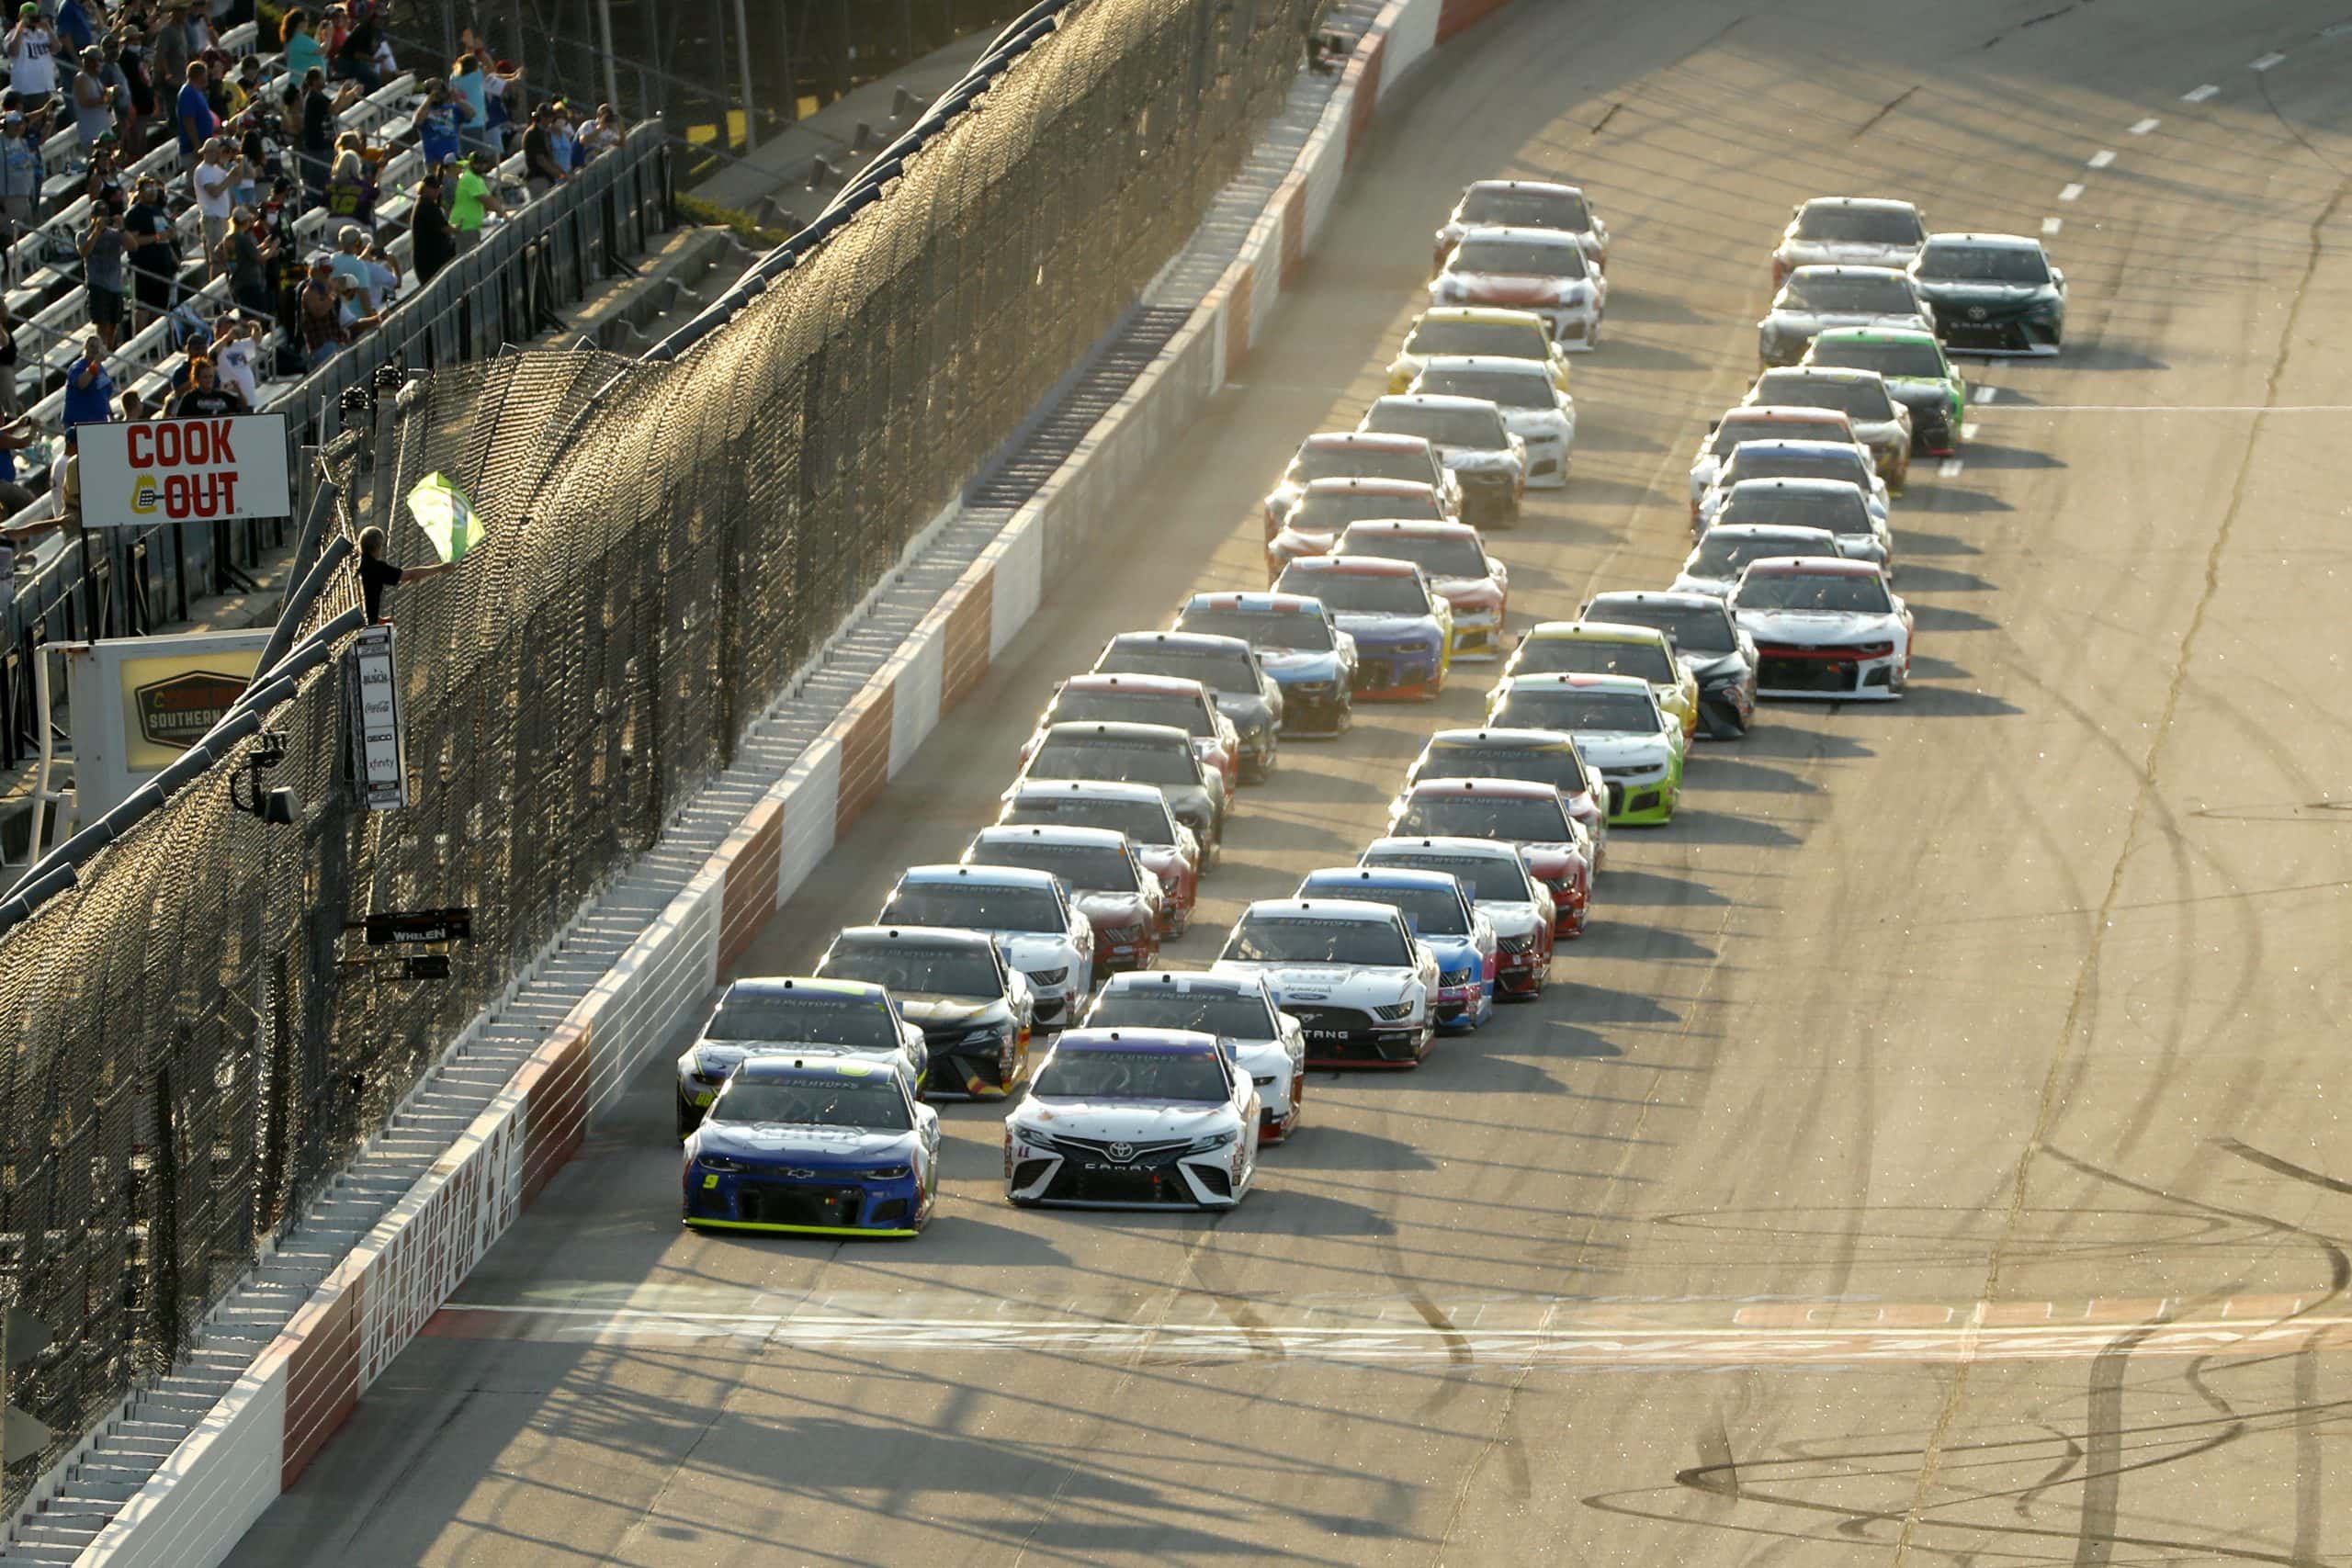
[1736,607,1904,647]
[686,1040,904,1077]
[1478,899,1549,942]
[1759,309,1933,337]
[1685,650,1754,685]
[1913,279,2061,311]
[1570,730,1677,772]
[1498,407,1572,442]
[1073,889,1155,928]
[1668,570,1741,600]
[1776,240,1921,270]
[1430,575,1505,614]
[1881,378,1954,414]
[1208,958,1418,1008]
[1332,611,1445,651]
[1010,1100,1236,1142]
[1269,525,1338,562]
[1419,933,1486,977]
[1259,647,1351,684]
[1437,272,1591,306]
[1437,446,1522,475]
[1517,841,1588,883]
[1212,690,1279,728]
[896,993,1010,1031]
[994,931,1079,975]
[690,1121,921,1168]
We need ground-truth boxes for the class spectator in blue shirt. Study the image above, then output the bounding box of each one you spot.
[62,335,115,428]
[411,76,461,167]
[450,51,488,154]
[55,0,94,53]
[175,57,216,153]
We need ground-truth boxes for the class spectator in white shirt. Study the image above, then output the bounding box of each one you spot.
[6,5,59,101]
[209,310,258,407]
[191,135,235,279]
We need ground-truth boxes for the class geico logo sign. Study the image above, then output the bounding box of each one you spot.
[126,420,246,520]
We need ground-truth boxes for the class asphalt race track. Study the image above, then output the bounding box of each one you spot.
[238,3,2352,1562]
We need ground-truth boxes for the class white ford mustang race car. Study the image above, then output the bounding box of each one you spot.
[1211,897,1438,1069]
[1084,969,1306,1144]
[1004,1027,1261,1209]
[1771,196,1928,288]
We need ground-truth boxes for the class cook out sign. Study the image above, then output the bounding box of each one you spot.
[78,412,292,530]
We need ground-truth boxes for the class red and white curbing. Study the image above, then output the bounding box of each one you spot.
[65,0,1512,1561]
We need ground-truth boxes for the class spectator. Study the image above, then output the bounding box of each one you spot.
[99,29,142,151]
[522,100,563,199]
[231,51,261,114]
[410,75,460,169]
[203,49,240,120]
[0,110,36,268]
[300,67,358,206]
[360,228,398,301]
[449,51,488,155]
[0,415,39,513]
[297,250,343,366]
[279,7,325,83]
[79,206,125,346]
[210,310,258,406]
[263,175,301,336]
[55,0,93,55]
[324,127,376,220]
[174,56,214,152]
[153,3,191,100]
[449,148,503,244]
[341,0,384,89]
[62,334,115,428]
[124,173,175,329]
[580,103,622,159]
[83,136,122,213]
[192,134,234,276]
[548,97,578,174]
[6,5,59,103]
[356,523,456,623]
[222,202,268,315]
[318,2,348,63]
[484,57,522,153]
[232,124,262,207]
[70,44,111,152]
[409,165,454,282]
[328,220,376,310]
[49,427,77,529]
[119,387,151,420]
[0,299,17,416]
[168,353,240,415]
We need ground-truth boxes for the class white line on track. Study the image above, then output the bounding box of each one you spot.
[1973,403,2352,413]
[2086,149,2115,168]
[1973,385,1998,404]
[1961,422,1980,441]
[2183,83,2221,101]
[2129,117,2160,134]
[2058,182,2085,201]
[1938,458,1963,479]
[2250,51,2288,70]
[2041,216,2064,235]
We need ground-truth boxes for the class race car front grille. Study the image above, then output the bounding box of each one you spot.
[1602,781,1625,815]
[1044,1156,1198,1205]
[736,1182,865,1228]
[1355,658,1392,692]
[1757,649,1871,693]
[1044,1134,1193,1163]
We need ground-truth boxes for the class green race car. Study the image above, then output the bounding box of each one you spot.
[1801,326,1966,457]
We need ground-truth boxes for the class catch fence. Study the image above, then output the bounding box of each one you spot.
[0,0,1315,1514]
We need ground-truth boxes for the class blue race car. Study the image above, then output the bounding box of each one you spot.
[1172,591,1359,737]
[1294,865,1497,1030]
[682,1056,941,1237]
[1272,556,1453,701]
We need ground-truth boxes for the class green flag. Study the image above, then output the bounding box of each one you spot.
[406,473,486,564]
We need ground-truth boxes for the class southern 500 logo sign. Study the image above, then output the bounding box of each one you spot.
[79,413,293,530]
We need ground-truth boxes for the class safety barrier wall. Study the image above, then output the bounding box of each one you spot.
[64,0,1512,1561]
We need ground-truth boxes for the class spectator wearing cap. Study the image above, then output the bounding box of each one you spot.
[175,56,215,154]
[192,134,234,277]
[62,333,115,428]
[298,250,344,367]
[580,102,622,160]
[329,221,378,311]
[222,202,269,316]
[522,100,565,200]
[69,44,110,152]
[411,75,461,169]
[548,98,578,174]
[448,148,504,244]
[6,5,58,103]
[78,201,124,346]
[0,108,37,265]
[410,165,455,284]
[325,127,378,220]
[123,172,175,330]
[210,310,258,406]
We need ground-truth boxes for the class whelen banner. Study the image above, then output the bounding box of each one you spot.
[76,413,292,530]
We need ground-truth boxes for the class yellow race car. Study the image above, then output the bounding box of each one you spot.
[1503,621,1701,742]
[1387,307,1572,396]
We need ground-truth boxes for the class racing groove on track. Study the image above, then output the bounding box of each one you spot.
[240,3,2352,1563]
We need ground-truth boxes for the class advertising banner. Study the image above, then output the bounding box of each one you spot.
[77,413,292,529]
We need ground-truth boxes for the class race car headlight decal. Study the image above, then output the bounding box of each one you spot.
[1438,965,1477,987]
[695,1154,748,1173]
[1373,1001,1417,1021]
[1190,1130,1238,1152]
[1027,967,1070,987]
[1498,932,1538,954]
[1252,1074,1277,1087]
[856,1164,913,1180]
[1102,923,1148,947]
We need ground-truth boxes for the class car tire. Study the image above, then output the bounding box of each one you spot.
[675,1092,701,1141]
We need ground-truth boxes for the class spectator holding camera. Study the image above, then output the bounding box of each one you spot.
[79,203,126,346]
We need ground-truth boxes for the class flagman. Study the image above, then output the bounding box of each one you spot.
[357,524,458,624]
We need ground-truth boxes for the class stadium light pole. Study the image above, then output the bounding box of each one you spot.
[597,0,620,111]
[732,0,758,150]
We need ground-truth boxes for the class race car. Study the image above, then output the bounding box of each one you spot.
[1084,969,1306,1144]
[1705,477,1893,570]
[1688,406,1872,517]
[674,976,930,1138]
[1004,1028,1261,1209]
[1272,555,1453,701]
[1296,865,1495,1032]
[1383,777,1594,934]
[682,1055,940,1237]
[1770,197,1928,288]
[1430,226,1608,348]
[1361,836,1555,998]
[1908,231,2065,355]
[963,824,1164,976]
[1268,475,1456,573]
[1386,306,1572,395]
[1398,727,1610,869]
[1672,522,1845,599]
[1581,590,1759,739]
[1173,591,1358,738]
[1093,631,1283,784]
[1017,721,1228,871]
[1744,367,1912,489]
[1407,355,1575,486]
[1261,432,1463,540]
[1025,672,1240,795]
[1803,326,1967,456]
[1755,265,1935,368]
[1485,672,1685,828]
[1211,897,1438,1067]
[1433,179,1609,274]
[876,864,1096,1032]
[815,925,1035,1100]
[1358,395,1527,525]
[999,778,1202,936]
[1730,556,1914,699]
[1331,519,1508,660]
[1696,437,1889,536]
[1502,621,1701,741]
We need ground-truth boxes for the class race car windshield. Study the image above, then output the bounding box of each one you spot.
[1316,884,1469,936]
[1002,796,1172,845]
[1780,275,1917,313]
[1365,852,1525,901]
[1736,573,1894,614]
[1588,600,1736,654]
[1419,746,1588,795]
[1512,639,1676,682]
[1755,377,1895,422]
[1051,689,1212,736]
[1396,795,1575,843]
[1031,1045,1228,1102]
[1495,689,1660,733]
[707,992,900,1050]
[1405,319,1548,360]
[1294,446,1435,486]
[1690,533,1838,576]
[1416,368,1553,410]
[822,941,1001,998]
[1292,490,1446,530]
[1283,571,1428,616]
[708,1075,912,1131]
[1721,448,1870,488]
[881,882,1064,935]
[1368,404,1510,450]
[1091,990,1279,1039]
[1793,207,1924,244]
[1098,646,1256,694]
[1708,417,1848,456]
[1453,238,1587,277]
[1808,339,1947,378]
[1462,187,1592,230]
[1720,490,1870,532]
[1029,738,1200,787]
[1176,607,1337,652]
[1220,915,1413,967]
[1917,243,2050,284]
[1337,531,1488,580]
[970,841,1136,892]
